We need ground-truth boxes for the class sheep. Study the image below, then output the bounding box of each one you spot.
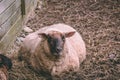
[19,23,86,76]
[0,54,12,80]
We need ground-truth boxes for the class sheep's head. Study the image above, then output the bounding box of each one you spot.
[0,54,12,70]
[38,31,75,58]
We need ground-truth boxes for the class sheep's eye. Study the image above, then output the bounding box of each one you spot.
[48,36,52,42]
[62,36,65,41]
[48,36,51,40]
[48,36,54,44]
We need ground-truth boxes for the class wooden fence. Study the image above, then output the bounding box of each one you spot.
[0,0,38,52]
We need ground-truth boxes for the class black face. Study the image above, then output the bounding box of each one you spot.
[0,54,12,70]
[47,33,65,57]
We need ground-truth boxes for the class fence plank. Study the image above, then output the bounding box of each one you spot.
[0,6,21,39]
[25,0,34,15]
[0,0,38,52]
[21,0,25,15]
[0,16,22,51]
[0,0,15,14]
[25,0,32,8]
[0,0,21,26]
[22,0,35,23]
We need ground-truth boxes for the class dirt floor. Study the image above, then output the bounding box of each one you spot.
[7,0,120,80]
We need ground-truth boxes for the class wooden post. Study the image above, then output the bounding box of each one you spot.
[21,0,25,15]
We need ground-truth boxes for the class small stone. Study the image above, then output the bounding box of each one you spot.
[37,1,43,9]
[23,26,33,33]
[20,33,26,38]
[16,37,25,46]
[19,37,25,42]
[109,53,116,60]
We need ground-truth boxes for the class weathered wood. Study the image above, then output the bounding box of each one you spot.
[0,0,15,14]
[0,16,22,51]
[22,0,37,23]
[25,0,32,8]
[21,0,25,15]
[25,0,34,14]
[0,0,21,25]
[33,0,38,8]
[21,0,37,17]
[0,6,21,39]
[0,0,38,52]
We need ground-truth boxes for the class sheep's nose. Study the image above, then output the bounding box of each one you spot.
[56,47,62,53]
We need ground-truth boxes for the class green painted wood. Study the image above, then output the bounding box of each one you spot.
[0,0,21,25]
[0,0,15,14]
[0,6,21,39]
[0,16,22,51]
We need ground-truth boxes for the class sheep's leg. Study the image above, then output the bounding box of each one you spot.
[18,48,23,61]
[18,46,26,61]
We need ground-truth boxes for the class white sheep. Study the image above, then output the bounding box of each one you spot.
[19,23,86,76]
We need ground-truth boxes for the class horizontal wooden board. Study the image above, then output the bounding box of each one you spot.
[0,0,38,52]
[0,6,21,39]
[0,0,21,25]
[0,0,15,14]
[0,16,22,51]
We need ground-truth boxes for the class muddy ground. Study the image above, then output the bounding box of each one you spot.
[7,0,120,80]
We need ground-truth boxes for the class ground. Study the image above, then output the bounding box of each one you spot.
[7,0,120,80]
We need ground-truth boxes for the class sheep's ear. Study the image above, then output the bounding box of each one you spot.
[38,33,48,38]
[65,31,75,38]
